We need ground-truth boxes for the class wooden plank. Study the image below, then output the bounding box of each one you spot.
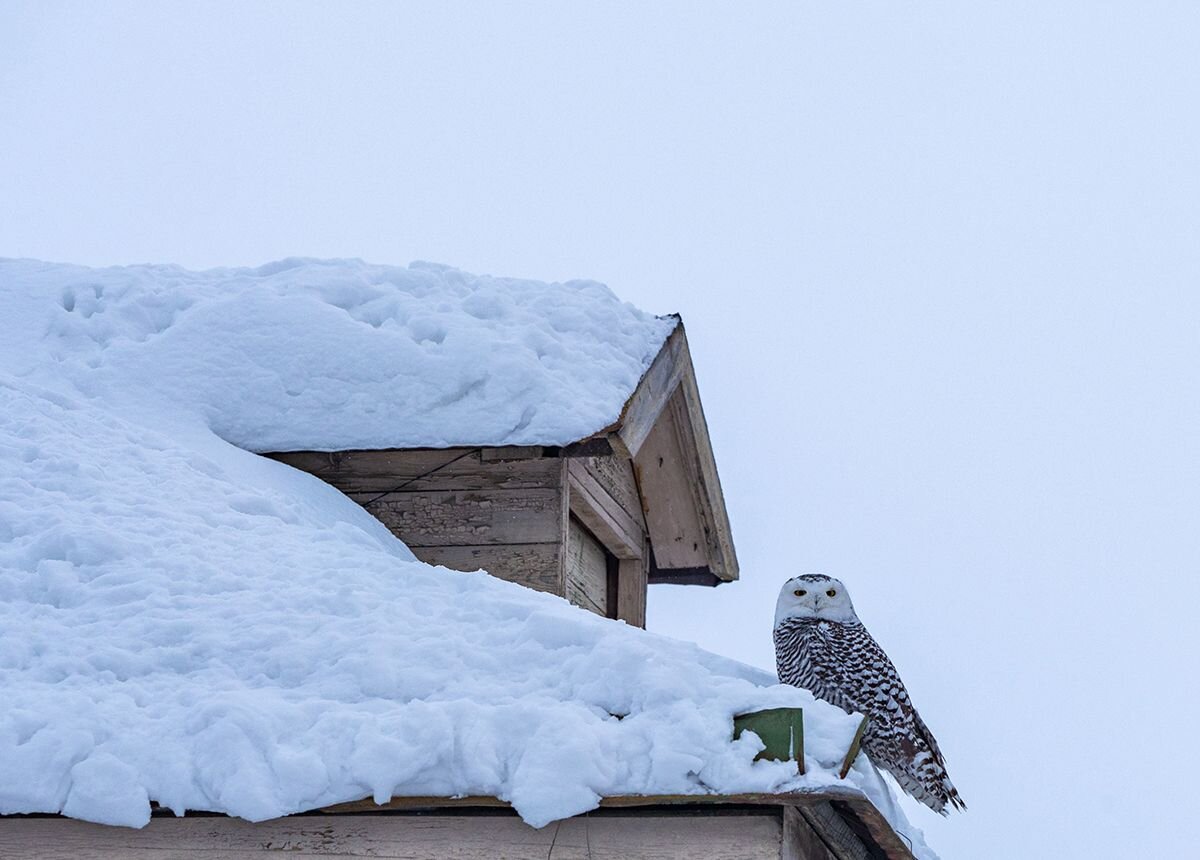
[567,461,644,558]
[633,384,738,581]
[831,799,916,860]
[633,405,709,571]
[783,806,837,860]
[269,448,563,493]
[0,815,558,859]
[479,446,546,461]
[0,812,787,860]
[581,456,645,528]
[412,543,562,594]
[566,516,609,616]
[668,372,738,580]
[356,488,561,546]
[797,803,873,860]
[617,555,647,628]
[611,321,689,459]
[547,813,784,859]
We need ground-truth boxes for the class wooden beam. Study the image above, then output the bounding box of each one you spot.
[311,791,912,860]
[1,790,907,860]
[479,446,546,461]
[830,800,916,860]
[566,461,644,559]
[268,448,561,493]
[665,376,738,581]
[0,812,788,860]
[579,456,645,530]
[797,803,873,860]
[783,806,837,860]
[647,565,722,586]
[610,320,689,460]
[616,554,648,628]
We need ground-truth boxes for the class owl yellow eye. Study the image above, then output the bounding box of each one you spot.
[826,589,837,597]
[793,589,806,597]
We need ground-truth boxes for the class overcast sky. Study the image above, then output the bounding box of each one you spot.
[3,2,1198,856]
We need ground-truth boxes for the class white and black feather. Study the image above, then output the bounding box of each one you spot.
[773,574,964,814]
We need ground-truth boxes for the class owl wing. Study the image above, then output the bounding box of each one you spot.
[844,625,966,813]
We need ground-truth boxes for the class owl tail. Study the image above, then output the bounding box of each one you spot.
[891,753,966,815]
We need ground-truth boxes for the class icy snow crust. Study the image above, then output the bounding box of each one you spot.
[0,259,926,851]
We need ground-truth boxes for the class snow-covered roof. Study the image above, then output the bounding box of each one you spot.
[0,259,925,850]
[1,258,676,452]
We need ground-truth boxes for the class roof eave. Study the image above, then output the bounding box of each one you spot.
[579,320,739,584]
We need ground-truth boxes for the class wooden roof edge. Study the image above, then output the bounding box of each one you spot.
[309,787,913,859]
[598,321,738,583]
[7,787,911,859]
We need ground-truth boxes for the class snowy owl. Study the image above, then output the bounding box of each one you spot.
[773,574,965,814]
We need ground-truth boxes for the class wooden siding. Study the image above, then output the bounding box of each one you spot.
[268,449,567,595]
[566,457,649,627]
[413,543,561,594]
[367,488,561,546]
[272,448,654,624]
[565,516,610,616]
[268,321,738,593]
[581,456,645,531]
[634,397,709,571]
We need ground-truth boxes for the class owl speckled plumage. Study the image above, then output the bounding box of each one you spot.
[773,575,965,814]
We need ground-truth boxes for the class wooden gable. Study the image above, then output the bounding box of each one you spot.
[268,319,738,622]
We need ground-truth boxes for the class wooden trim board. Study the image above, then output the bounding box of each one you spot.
[0,793,913,860]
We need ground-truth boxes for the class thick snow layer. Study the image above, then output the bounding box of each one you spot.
[0,258,676,451]
[0,258,930,855]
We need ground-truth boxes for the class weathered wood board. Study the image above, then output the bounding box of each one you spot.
[567,461,643,559]
[783,806,838,860]
[414,543,562,594]
[318,792,912,860]
[617,555,648,627]
[269,449,561,492]
[269,449,568,598]
[634,400,709,572]
[581,456,645,531]
[566,516,609,616]
[0,811,789,859]
[361,488,562,547]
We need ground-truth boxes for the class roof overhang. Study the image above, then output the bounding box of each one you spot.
[264,318,739,587]
[573,319,738,585]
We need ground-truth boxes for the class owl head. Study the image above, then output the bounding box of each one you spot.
[774,574,859,627]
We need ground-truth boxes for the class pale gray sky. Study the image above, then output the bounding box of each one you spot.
[4,2,1198,856]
